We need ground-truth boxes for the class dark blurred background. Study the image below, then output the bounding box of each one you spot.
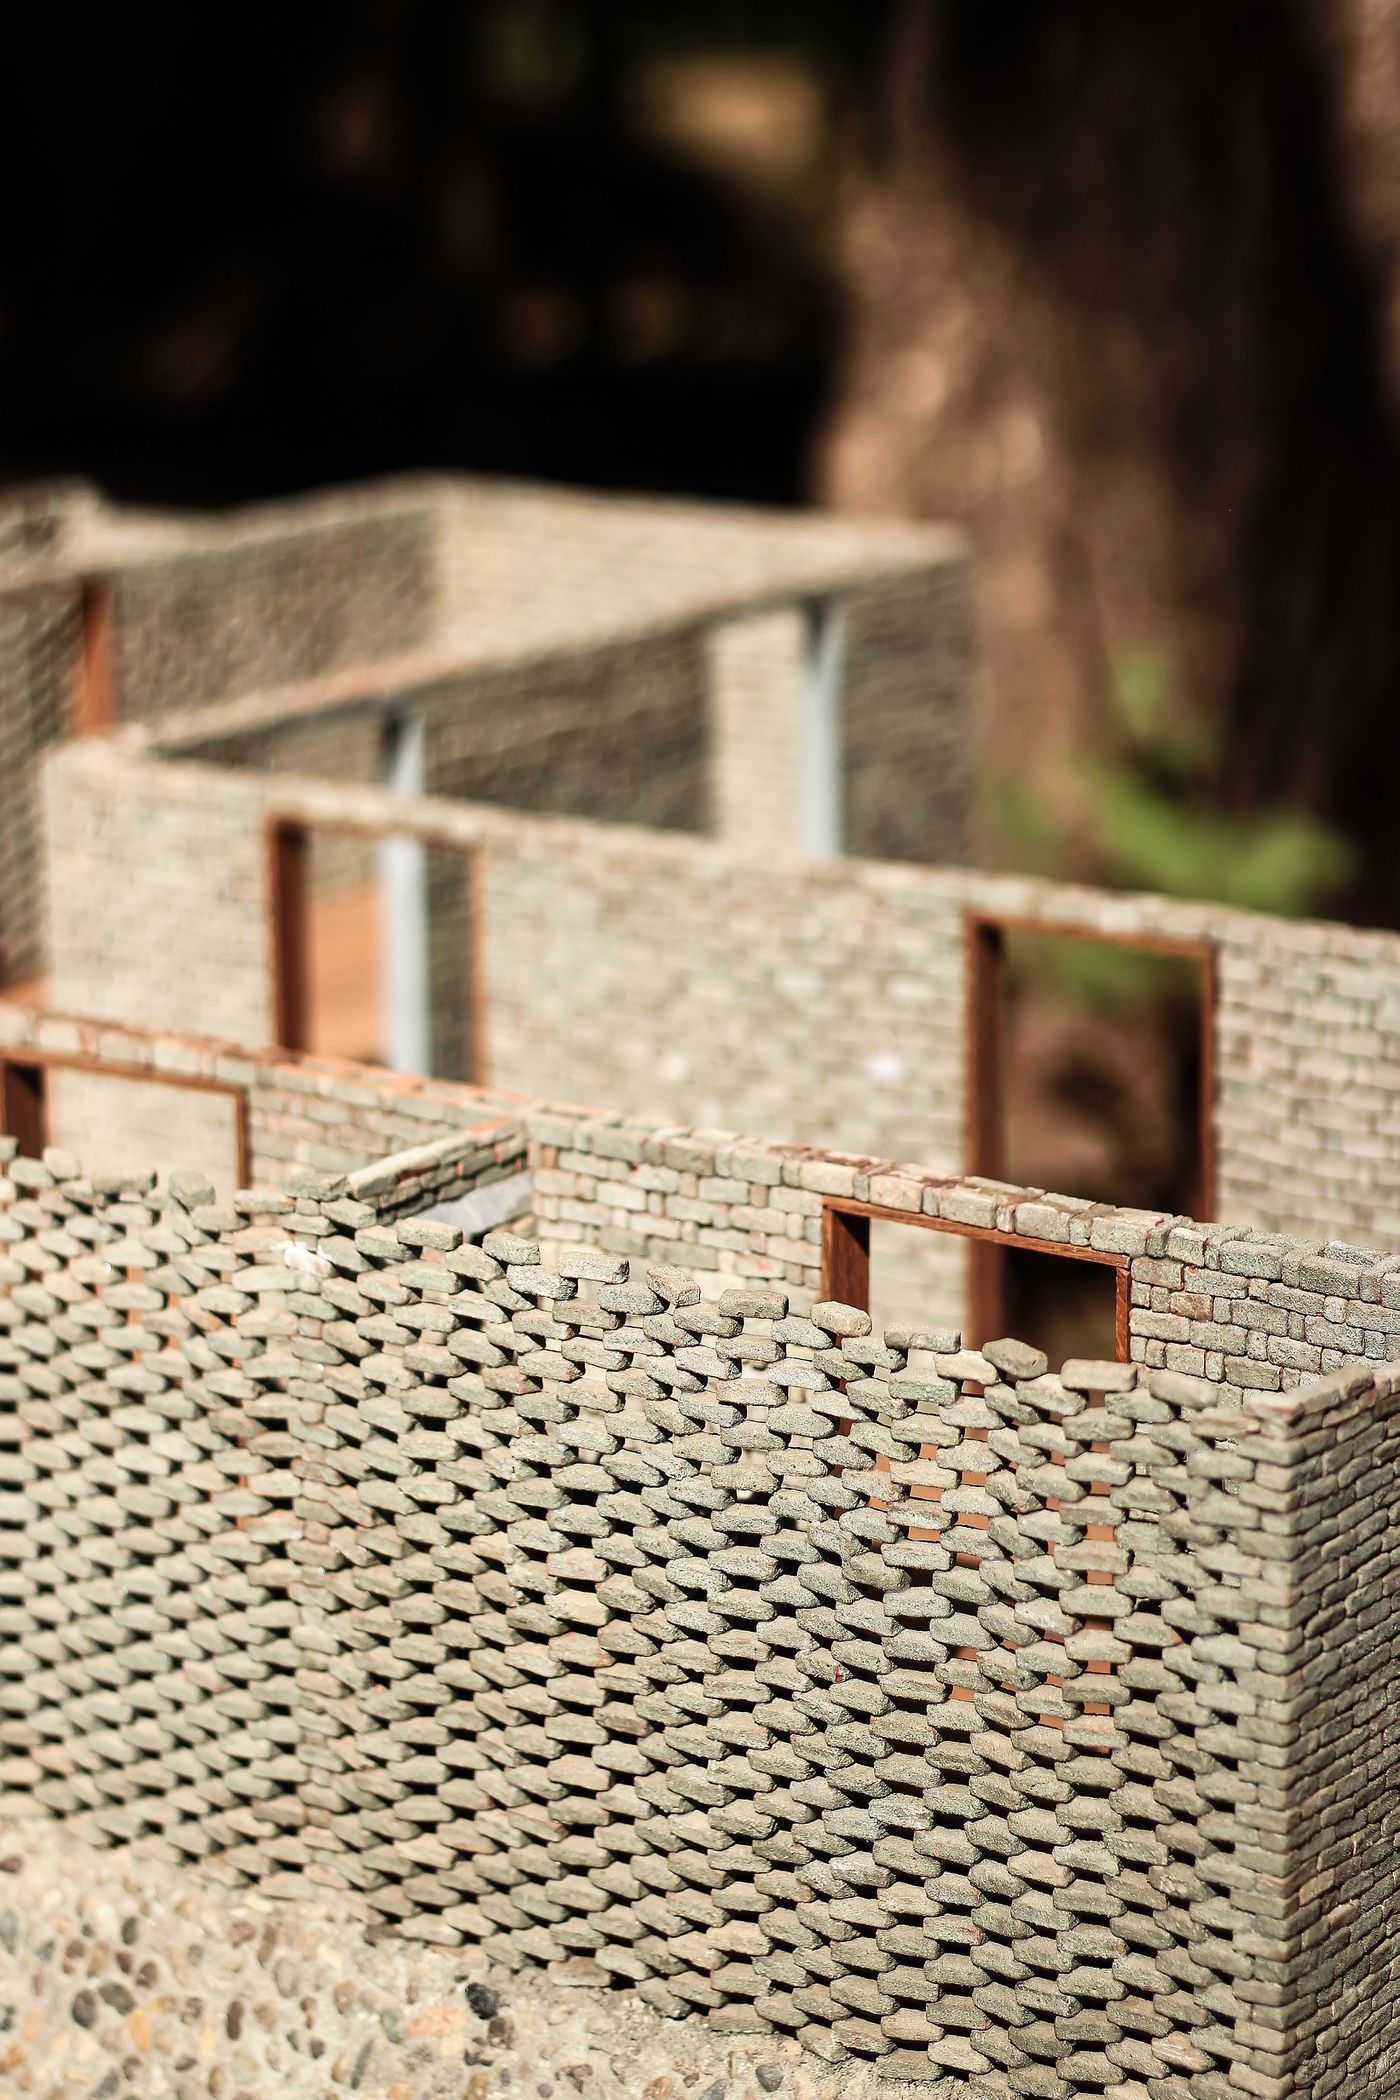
[2,0,868,505]
[6,0,1399,930]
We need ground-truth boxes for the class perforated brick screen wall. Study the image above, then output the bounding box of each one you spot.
[1,1135,1395,2093]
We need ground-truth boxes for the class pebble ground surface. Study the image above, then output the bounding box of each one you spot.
[0,1812,885,2100]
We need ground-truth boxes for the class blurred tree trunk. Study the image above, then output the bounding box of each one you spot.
[821,0,1400,925]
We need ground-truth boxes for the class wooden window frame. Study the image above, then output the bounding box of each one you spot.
[821,1198,1132,1361]
[0,1049,250,1183]
[963,911,1216,1345]
[266,814,486,1084]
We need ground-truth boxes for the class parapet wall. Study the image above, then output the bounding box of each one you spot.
[101,493,440,725]
[7,1004,1400,1406]
[1,1131,1395,2093]
[0,580,82,984]
[0,473,969,998]
[159,545,969,867]
[0,479,445,989]
[45,741,1400,1294]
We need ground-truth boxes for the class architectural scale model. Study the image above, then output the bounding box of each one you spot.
[0,477,1392,2096]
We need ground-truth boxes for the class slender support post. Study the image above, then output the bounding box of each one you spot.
[966,916,1007,1345]
[270,823,310,1051]
[802,598,845,859]
[380,709,430,1076]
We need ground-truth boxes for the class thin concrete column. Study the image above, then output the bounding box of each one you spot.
[801,597,845,859]
[379,708,431,1075]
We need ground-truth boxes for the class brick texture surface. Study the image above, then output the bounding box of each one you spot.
[0,1118,1393,2092]
[4,471,967,999]
[47,744,1400,1313]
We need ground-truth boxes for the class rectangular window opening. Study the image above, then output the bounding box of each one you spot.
[822,1202,1129,1364]
[307,824,385,1066]
[0,1056,247,1195]
[270,819,481,1082]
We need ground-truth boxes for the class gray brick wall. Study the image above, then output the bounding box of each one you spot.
[3,472,970,1001]
[842,566,970,866]
[107,507,438,722]
[11,996,1400,1406]
[0,1006,527,1197]
[43,748,272,1047]
[1284,1364,1400,2090]
[0,580,81,985]
[45,1066,242,1192]
[1,1121,1394,2090]
[707,605,809,858]
[421,629,710,835]
[46,743,1400,1302]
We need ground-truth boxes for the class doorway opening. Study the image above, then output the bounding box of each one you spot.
[966,915,1213,1359]
[270,819,481,1082]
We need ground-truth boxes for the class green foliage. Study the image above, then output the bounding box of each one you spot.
[1004,927,1195,1016]
[983,646,1354,1011]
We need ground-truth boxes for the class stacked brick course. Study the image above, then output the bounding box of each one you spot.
[0,472,968,1004]
[47,740,1400,1313]
[0,581,81,983]
[10,1005,1400,1408]
[1,1120,1394,2093]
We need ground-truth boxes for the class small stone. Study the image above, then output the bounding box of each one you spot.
[488,2014,513,2047]
[71,1989,97,2029]
[350,2039,374,2089]
[810,1300,871,1338]
[168,1172,216,1212]
[465,1984,499,2022]
[983,1336,1049,1381]
[757,2072,784,2094]
[226,2002,244,2041]
[0,1913,14,1955]
[482,1232,538,1266]
[99,1984,135,2014]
